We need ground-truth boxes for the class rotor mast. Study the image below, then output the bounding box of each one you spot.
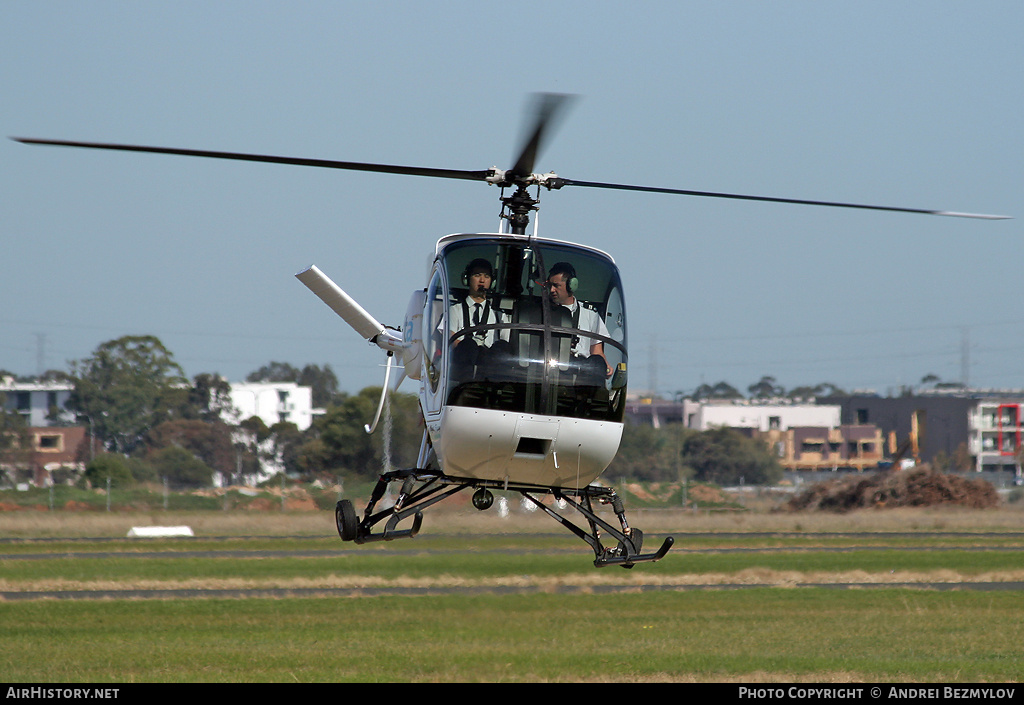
[500,184,539,234]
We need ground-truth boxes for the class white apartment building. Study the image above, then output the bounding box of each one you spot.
[227,381,316,431]
[969,400,1022,472]
[689,402,840,432]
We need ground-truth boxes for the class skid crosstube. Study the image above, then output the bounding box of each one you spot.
[335,468,674,568]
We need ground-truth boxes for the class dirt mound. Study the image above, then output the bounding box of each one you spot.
[624,483,679,503]
[62,500,93,512]
[687,484,729,505]
[784,466,999,513]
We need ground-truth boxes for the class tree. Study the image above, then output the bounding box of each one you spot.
[298,365,341,408]
[145,419,236,477]
[81,452,134,489]
[0,398,31,485]
[786,382,847,400]
[681,427,782,485]
[815,382,846,397]
[952,442,973,472]
[267,420,307,476]
[748,375,784,399]
[149,446,213,488]
[607,422,696,482]
[693,381,743,401]
[232,417,306,482]
[299,388,422,479]
[67,335,188,455]
[181,373,234,422]
[246,361,300,384]
[247,361,341,408]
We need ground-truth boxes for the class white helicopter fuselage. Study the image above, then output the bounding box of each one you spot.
[428,404,622,489]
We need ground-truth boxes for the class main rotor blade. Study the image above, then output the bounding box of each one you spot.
[509,93,575,178]
[12,137,493,183]
[558,178,1011,220]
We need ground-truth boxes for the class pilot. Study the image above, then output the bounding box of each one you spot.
[449,258,508,348]
[547,262,612,378]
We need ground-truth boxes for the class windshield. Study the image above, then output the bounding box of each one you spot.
[440,238,627,422]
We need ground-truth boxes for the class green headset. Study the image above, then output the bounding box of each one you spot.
[549,262,579,294]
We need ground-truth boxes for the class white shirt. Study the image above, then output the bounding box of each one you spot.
[563,301,609,358]
[448,297,508,347]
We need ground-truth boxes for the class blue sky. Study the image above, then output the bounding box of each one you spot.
[2,2,1021,397]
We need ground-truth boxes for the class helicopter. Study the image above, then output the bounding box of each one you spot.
[14,94,1009,568]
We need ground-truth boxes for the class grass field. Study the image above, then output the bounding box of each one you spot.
[1,503,1023,683]
[3,590,1022,683]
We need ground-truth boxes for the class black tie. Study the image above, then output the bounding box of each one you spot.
[473,303,481,325]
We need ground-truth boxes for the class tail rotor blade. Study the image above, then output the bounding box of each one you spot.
[295,265,386,341]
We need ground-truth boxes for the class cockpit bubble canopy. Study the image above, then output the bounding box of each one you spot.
[424,236,628,423]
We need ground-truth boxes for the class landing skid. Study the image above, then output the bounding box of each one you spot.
[335,469,674,568]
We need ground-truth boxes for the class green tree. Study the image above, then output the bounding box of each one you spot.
[786,382,847,401]
[298,365,341,408]
[246,361,300,384]
[145,419,236,477]
[300,388,422,479]
[748,375,784,399]
[247,361,341,408]
[149,446,213,488]
[267,420,307,476]
[608,422,696,482]
[81,452,134,489]
[693,381,743,401]
[180,373,234,422]
[0,397,31,485]
[234,414,271,482]
[68,335,188,455]
[682,427,782,485]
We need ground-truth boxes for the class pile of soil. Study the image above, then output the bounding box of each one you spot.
[624,482,680,503]
[784,466,999,513]
[686,484,730,505]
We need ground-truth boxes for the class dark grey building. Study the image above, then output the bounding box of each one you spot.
[822,393,1023,473]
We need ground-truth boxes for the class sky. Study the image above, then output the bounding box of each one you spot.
[2,2,1021,399]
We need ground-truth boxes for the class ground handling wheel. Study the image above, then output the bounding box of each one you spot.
[336,499,360,542]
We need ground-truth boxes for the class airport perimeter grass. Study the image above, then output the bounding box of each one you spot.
[2,505,1023,682]
[2,590,1023,682]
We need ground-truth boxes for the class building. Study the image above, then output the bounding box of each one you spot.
[227,381,317,431]
[626,397,842,433]
[0,377,76,426]
[0,426,89,486]
[823,392,1024,474]
[624,398,693,428]
[971,399,1022,473]
[688,401,840,432]
[759,425,885,472]
[690,401,882,472]
[625,397,885,472]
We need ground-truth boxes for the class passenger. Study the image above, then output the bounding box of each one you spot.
[546,262,612,378]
